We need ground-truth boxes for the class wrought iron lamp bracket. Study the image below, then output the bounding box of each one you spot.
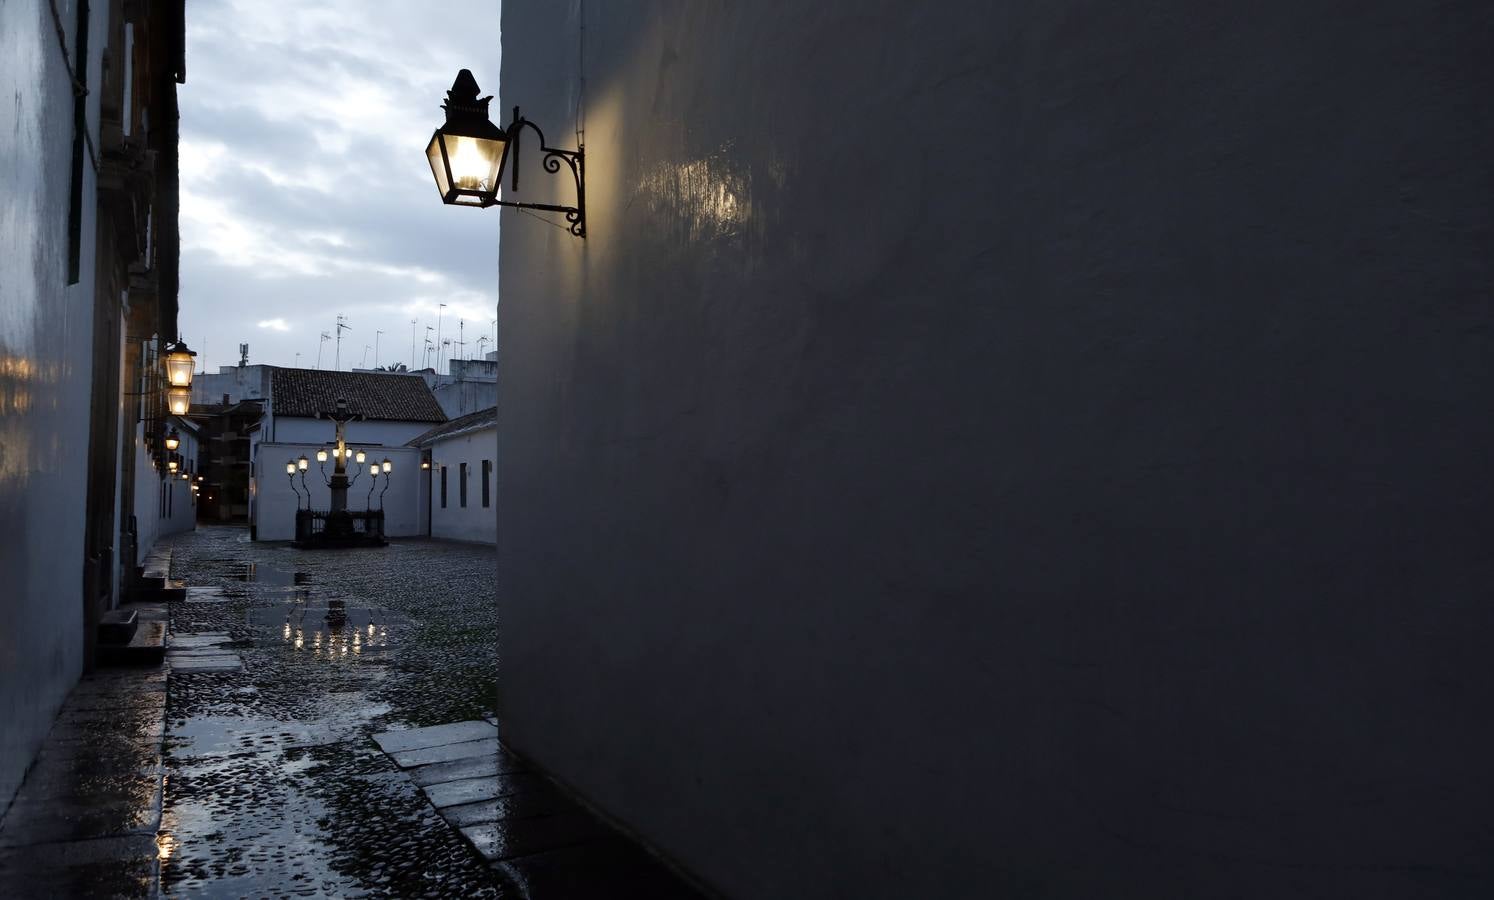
[486,108,586,238]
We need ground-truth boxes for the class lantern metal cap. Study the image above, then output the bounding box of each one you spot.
[441,70,506,141]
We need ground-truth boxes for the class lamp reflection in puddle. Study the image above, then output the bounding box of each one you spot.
[156,832,178,861]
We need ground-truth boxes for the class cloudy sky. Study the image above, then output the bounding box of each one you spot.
[177,0,501,374]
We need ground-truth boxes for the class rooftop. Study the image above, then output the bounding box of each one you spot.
[270,368,447,423]
[408,406,496,447]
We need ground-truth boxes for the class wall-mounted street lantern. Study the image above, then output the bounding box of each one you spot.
[425,69,586,237]
[163,340,196,388]
[298,454,309,472]
[166,387,191,416]
[167,458,178,473]
[164,429,180,451]
[381,458,392,474]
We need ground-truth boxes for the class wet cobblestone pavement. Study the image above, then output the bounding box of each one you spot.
[159,525,507,898]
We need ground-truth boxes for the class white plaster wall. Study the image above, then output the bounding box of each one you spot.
[0,0,108,811]
[252,444,423,541]
[429,426,497,544]
[497,2,1494,897]
[267,416,433,448]
[158,427,198,538]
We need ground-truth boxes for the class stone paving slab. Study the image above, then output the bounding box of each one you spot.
[167,653,242,672]
[0,834,159,898]
[390,736,500,768]
[423,775,504,809]
[373,720,498,754]
[167,631,232,648]
[409,753,502,788]
[462,810,609,862]
[443,787,581,828]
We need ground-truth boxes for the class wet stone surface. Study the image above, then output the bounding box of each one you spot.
[159,525,506,898]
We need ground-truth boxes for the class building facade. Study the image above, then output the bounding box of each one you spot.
[0,0,185,812]
[410,407,497,544]
[495,2,1494,897]
[246,368,446,540]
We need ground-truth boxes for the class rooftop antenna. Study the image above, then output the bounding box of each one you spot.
[424,326,434,368]
[334,315,351,371]
[316,331,331,369]
[436,303,447,371]
[361,345,372,368]
[238,342,249,368]
[410,319,418,369]
[295,352,301,367]
[375,330,384,368]
[457,320,466,361]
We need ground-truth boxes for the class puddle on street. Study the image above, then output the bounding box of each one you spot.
[229,562,312,586]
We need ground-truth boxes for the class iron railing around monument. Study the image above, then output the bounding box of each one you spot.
[295,509,385,543]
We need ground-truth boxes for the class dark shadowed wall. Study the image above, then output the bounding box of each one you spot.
[495,2,1494,896]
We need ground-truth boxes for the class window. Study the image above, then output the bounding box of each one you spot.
[459,462,468,508]
[481,460,491,508]
[440,465,448,508]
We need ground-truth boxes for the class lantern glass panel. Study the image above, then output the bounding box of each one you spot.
[164,350,195,387]
[429,131,506,204]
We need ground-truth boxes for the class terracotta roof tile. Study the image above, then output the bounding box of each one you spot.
[270,368,447,423]
[408,406,496,447]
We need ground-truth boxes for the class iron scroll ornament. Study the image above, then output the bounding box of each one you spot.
[492,107,586,237]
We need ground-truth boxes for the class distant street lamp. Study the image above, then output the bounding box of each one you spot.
[164,429,180,451]
[316,449,328,463]
[425,70,586,237]
[287,460,304,509]
[355,450,366,465]
[298,455,309,471]
[167,458,178,473]
[381,458,392,474]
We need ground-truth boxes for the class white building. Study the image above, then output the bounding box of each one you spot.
[247,368,446,540]
[131,415,200,557]
[409,407,497,544]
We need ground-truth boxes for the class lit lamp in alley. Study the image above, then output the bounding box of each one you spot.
[425,69,586,237]
[167,458,178,473]
[164,429,180,451]
[298,455,309,471]
[162,340,196,387]
[162,339,195,415]
[381,458,392,474]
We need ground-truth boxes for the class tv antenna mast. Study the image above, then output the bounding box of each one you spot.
[375,330,384,368]
[334,315,351,371]
[316,332,331,369]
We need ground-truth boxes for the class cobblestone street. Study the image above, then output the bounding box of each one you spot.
[159,525,505,897]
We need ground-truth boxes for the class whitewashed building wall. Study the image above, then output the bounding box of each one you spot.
[428,426,497,544]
